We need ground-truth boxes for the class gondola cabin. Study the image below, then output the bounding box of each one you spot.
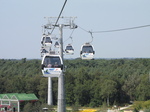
[41,34,52,47]
[40,48,48,57]
[54,41,60,48]
[41,54,63,77]
[80,43,95,60]
[65,44,74,55]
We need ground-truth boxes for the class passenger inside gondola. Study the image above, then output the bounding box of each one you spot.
[43,57,50,68]
[51,57,61,68]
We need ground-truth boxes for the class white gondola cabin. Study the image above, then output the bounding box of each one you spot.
[41,54,63,77]
[65,44,74,55]
[41,34,52,47]
[54,41,60,48]
[40,48,48,57]
[80,43,95,60]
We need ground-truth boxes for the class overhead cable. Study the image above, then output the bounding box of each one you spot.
[70,29,75,37]
[78,26,89,33]
[93,24,150,33]
[50,0,67,34]
[78,24,150,34]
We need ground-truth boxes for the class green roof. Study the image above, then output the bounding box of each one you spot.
[0,93,38,101]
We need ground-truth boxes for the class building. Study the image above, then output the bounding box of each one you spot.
[0,93,38,112]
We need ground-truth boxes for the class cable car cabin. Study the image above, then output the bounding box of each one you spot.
[65,44,74,55]
[80,43,95,60]
[54,41,60,48]
[40,48,48,57]
[41,54,63,77]
[41,34,52,47]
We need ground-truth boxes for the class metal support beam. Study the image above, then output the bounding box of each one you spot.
[48,77,53,105]
[43,17,77,112]
[17,101,20,112]
[57,24,66,112]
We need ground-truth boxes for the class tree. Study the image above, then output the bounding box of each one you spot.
[122,74,141,101]
[100,79,117,106]
[37,78,48,103]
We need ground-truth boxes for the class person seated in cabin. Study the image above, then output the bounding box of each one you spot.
[54,62,59,67]
[47,63,52,68]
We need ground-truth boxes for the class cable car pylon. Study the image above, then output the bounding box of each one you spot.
[41,17,77,112]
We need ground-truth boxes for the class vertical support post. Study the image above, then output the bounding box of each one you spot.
[59,24,64,59]
[149,71,150,82]
[48,77,53,105]
[17,101,20,112]
[57,24,66,112]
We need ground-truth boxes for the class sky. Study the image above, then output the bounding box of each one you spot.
[0,0,150,59]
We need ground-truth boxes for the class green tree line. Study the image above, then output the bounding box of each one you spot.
[0,58,150,107]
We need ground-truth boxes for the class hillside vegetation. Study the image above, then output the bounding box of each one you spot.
[0,58,150,107]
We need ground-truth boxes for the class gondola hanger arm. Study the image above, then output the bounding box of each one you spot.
[88,30,93,43]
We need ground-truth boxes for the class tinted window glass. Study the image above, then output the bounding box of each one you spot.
[82,46,93,53]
